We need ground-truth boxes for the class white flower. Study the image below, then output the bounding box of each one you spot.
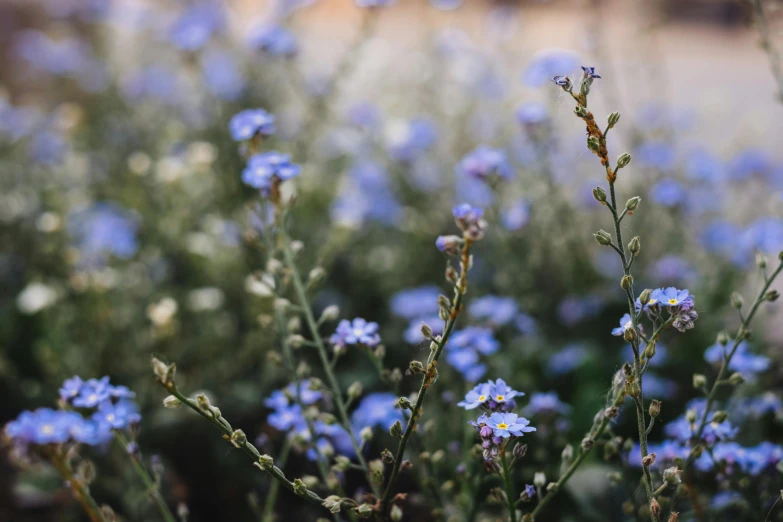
[17,283,58,314]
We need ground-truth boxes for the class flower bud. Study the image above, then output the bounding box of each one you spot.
[650,498,661,518]
[648,400,661,418]
[711,410,728,424]
[420,323,433,339]
[728,372,745,386]
[668,512,679,522]
[307,267,326,287]
[621,275,633,290]
[445,266,459,284]
[533,472,546,487]
[195,393,211,412]
[152,357,176,386]
[587,136,600,151]
[356,504,373,518]
[692,374,707,389]
[623,327,637,342]
[642,453,656,468]
[561,444,574,463]
[730,292,744,309]
[643,342,657,360]
[581,437,595,450]
[629,236,641,256]
[230,429,247,448]
[639,289,652,306]
[513,442,528,458]
[663,466,682,485]
[757,253,768,269]
[409,360,424,374]
[360,426,373,443]
[347,382,363,400]
[616,153,632,169]
[593,186,607,203]
[594,230,613,246]
[607,112,621,128]
[574,105,587,117]
[293,478,307,496]
[686,409,697,423]
[626,197,641,212]
[765,289,780,302]
[319,305,340,322]
[381,448,395,463]
[390,505,403,521]
[163,395,182,408]
[258,454,274,470]
[287,334,305,348]
[323,496,342,514]
[398,397,413,410]
[77,460,96,485]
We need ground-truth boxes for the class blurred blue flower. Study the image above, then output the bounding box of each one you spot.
[230,109,276,141]
[28,130,68,165]
[123,66,181,106]
[351,393,404,432]
[634,141,676,173]
[650,179,686,207]
[390,286,440,319]
[202,49,245,101]
[611,313,634,337]
[515,312,538,335]
[68,203,139,267]
[345,102,382,130]
[446,348,486,381]
[469,295,517,326]
[331,162,402,227]
[386,118,438,162]
[710,491,744,509]
[557,294,605,326]
[330,318,381,348]
[168,3,224,51]
[685,147,723,181]
[456,146,511,182]
[704,341,770,376]
[523,392,570,416]
[356,0,396,6]
[727,148,770,181]
[546,343,589,375]
[403,315,443,344]
[268,403,306,431]
[650,255,697,284]
[522,49,579,87]
[429,0,463,10]
[92,400,141,429]
[242,152,301,194]
[5,409,80,445]
[451,327,499,355]
[516,102,548,126]
[501,199,531,231]
[247,24,298,57]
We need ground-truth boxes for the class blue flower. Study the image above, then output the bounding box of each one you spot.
[403,315,443,344]
[168,3,224,51]
[650,179,686,207]
[59,376,84,401]
[491,379,521,404]
[68,203,139,268]
[486,412,536,438]
[704,341,770,376]
[524,392,570,416]
[451,327,499,355]
[71,377,112,408]
[247,24,298,57]
[546,344,589,376]
[355,0,396,7]
[92,400,141,430]
[329,318,381,347]
[386,117,437,162]
[634,141,676,173]
[230,109,276,141]
[469,296,518,326]
[446,348,486,382]
[202,49,245,101]
[241,152,301,194]
[456,146,512,182]
[657,287,693,309]
[650,255,697,285]
[727,148,771,181]
[457,382,494,410]
[550,75,570,87]
[501,199,530,231]
[611,313,634,337]
[5,408,81,445]
[710,491,744,509]
[70,418,113,446]
[268,403,307,431]
[351,393,404,432]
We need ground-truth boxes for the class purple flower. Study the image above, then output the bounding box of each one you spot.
[330,318,381,347]
[486,412,536,438]
[436,235,461,254]
[241,152,301,194]
[268,404,306,431]
[452,203,487,240]
[230,109,276,141]
[611,313,634,337]
[580,66,601,79]
[456,146,512,181]
[501,199,530,231]
[68,203,139,268]
[550,75,570,88]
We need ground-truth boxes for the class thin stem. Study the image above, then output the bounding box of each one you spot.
[262,438,291,522]
[500,448,518,522]
[50,452,106,522]
[381,241,472,512]
[279,225,379,496]
[754,0,783,104]
[161,383,325,505]
[114,431,177,522]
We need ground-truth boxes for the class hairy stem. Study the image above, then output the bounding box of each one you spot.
[500,448,518,522]
[50,451,106,522]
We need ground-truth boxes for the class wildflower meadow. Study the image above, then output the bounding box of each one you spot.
[2,1,783,521]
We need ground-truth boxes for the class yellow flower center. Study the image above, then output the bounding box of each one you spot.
[496,395,505,401]
[478,395,486,402]
[42,424,54,435]
[648,299,657,305]
[497,423,508,430]
[668,298,678,305]
[107,414,116,422]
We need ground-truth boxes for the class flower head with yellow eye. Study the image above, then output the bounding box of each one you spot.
[458,382,493,410]
[486,412,536,439]
[656,287,694,310]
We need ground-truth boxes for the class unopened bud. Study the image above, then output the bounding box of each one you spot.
[625,196,641,212]
[765,290,780,302]
[421,323,433,339]
[409,360,424,374]
[730,292,744,309]
[381,448,395,463]
[649,400,661,418]
[711,410,728,424]
[728,372,745,386]
[561,444,573,463]
[347,382,363,400]
[323,495,342,514]
[642,453,656,468]
[319,305,340,322]
[152,357,176,386]
[621,275,633,290]
[587,136,600,151]
[287,334,305,348]
[594,230,613,246]
[230,429,247,448]
[629,236,640,256]
[307,267,326,287]
[513,443,528,459]
[390,505,403,521]
[398,397,413,410]
[593,186,607,203]
[668,512,679,522]
[258,454,274,470]
[757,253,768,269]
[163,395,182,408]
[623,327,637,342]
[608,112,621,128]
[639,289,652,306]
[693,374,707,389]
[533,472,546,487]
[195,393,211,412]
[77,460,96,485]
[356,504,373,518]
[650,498,661,518]
[616,153,632,169]
[717,331,729,345]
[360,426,373,443]
[663,466,682,485]
[581,438,595,451]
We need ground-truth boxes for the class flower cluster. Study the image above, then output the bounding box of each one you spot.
[330,317,382,348]
[6,376,140,447]
[241,151,302,196]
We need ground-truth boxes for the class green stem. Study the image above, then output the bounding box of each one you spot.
[280,225,379,497]
[50,451,106,522]
[162,383,325,505]
[114,432,177,522]
[381,241,472,513]
[754,0,783,104]
[500,448,518,522]
[262,438,291,522]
